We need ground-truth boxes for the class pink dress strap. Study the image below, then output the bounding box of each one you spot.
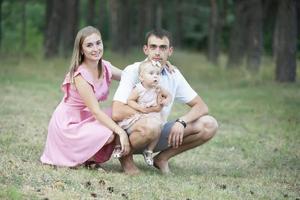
[102,59,113,85]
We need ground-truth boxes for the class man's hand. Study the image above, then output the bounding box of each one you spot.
[165,61,176,73]
[168,122,185,148]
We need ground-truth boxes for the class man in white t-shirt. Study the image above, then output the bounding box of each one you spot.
[112,29,218,175]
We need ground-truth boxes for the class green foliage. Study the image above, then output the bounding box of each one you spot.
[1,1,44,55]
[1,0,298,56]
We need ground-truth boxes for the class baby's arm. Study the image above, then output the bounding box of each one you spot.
[128,88,162,114]
[127,88,148,113]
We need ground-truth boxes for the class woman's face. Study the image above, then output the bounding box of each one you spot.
[81,33,103,62]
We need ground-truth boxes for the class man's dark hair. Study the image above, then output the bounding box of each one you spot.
[145,29,173,47]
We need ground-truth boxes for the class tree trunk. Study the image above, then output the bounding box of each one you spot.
[175,0,183,47]
[145,0,155,31]
[155,1,162,29]
[227,0,248,68]
[62,0,79,56]
[137,0,146,45]
[275,0,297,82]
[109,0,119,51]
[98,0,105,31]
[21,0,27,50]
[0,0,3,49]
[44,0,64,58]
[87,0,96,26]
[208,0,220,65]
[246,0,263,72]
[44,0,52,47]
[119,0,130,53]
[296,0,300,45]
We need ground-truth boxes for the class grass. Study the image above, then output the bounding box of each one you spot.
[0,50,299,199]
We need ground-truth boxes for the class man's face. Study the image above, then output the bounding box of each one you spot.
[143,35,173,67]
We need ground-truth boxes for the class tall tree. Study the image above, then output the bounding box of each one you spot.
[119,0,130,53]
[44,0,64,58]
[227,0,248,68]
[21,0,27,50]
[109,0,119,51]
[98,0,105,31]
[155,0,162,29]
[246,0,263,72]
[275,0,297,82]
[62,0,79,56]
[208,0,220,65]
[145,0,155,31]
[175,0,183,48]
[137,0,146,45]
[0,0,2,49]
[87,0,95,26]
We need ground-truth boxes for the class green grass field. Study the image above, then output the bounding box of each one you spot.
[0,51,299,199]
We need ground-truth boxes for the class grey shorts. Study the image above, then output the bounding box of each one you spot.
[133,121,175,154]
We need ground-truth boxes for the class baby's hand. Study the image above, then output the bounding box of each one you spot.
[161,98,170,106]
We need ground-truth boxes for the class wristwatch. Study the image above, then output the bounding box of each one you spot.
[175,118,187,128]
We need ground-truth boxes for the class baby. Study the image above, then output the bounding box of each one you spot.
[113,60,171,166]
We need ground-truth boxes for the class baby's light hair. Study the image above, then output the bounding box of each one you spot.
[138,60,161,76]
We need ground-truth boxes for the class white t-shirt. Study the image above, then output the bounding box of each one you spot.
[113,61,198,120]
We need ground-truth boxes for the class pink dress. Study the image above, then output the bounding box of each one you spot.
[40,60,114,167]
[118,82,162,131]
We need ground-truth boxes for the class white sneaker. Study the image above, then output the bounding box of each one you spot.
[143,150,154,166]
[112,145,122,158]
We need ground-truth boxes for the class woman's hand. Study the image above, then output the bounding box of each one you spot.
[114,127,130,156]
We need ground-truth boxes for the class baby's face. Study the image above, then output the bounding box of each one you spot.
[139,64,160,88]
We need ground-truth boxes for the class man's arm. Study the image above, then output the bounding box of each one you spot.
[168,95,208,148]
[179,95,208,124]
[112,101,138,122]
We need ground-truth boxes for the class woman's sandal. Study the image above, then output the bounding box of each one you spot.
[84,161,106,172]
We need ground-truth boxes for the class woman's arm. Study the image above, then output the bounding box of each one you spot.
[74,75,130,155]
[110,65,122,81]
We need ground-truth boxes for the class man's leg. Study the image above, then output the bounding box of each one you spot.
[119,117,161,175]
[153,115,218,174]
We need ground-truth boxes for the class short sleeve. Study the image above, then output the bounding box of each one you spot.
[61,66,94,101]
[175,70,198,103]
[113,63,140,104]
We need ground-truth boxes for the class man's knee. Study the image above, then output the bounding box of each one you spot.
[131,118,161,141]
[193,115,218,141]
[202,115,218,140]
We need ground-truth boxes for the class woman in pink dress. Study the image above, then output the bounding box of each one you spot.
[40,26,130,167]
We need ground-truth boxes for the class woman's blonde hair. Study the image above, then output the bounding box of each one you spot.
[68,26,102,82]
